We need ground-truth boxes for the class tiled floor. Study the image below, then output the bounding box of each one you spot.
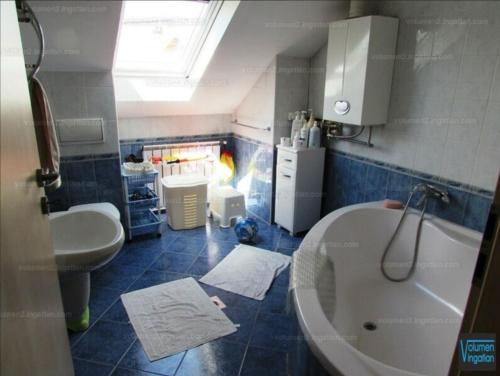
[70,217,303,376]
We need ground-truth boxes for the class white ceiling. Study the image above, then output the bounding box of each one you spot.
[23,0,350,117]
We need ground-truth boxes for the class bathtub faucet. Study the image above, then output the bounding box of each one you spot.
[411,183,450,206]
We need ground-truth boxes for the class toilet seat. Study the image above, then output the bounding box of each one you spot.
[69,202,120,220]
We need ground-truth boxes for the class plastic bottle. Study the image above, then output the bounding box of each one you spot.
[300,122,309,146]
[292,132,302,150]
[290,112,302,140]
[307,110,315,129]
[308,121,321,148]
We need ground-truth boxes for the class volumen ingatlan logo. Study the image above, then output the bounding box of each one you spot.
[458,333,496,371]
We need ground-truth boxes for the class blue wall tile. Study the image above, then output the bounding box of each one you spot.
[232,136,273,223]
[47,156,124,221]
[323,150,493,233]
[464,194,492,232]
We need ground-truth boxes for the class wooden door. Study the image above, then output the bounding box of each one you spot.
[0,1,74,375]
[449,175,500,375]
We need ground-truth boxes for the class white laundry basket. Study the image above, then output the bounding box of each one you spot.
[162,175,208,230]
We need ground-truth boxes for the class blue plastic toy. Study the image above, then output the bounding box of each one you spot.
[234,217,259,243]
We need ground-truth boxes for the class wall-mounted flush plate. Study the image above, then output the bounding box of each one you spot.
[55,118,105,144]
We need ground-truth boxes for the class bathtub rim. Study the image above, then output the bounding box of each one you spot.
[291,201,482,376]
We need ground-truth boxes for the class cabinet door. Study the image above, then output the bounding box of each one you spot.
[324,20,348,122]
[275,167,296,231]
[341,16,371,124]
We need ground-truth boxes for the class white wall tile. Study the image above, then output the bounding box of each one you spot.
[40,71,120,156]
[309,1,500,191]
[118,114,233,141]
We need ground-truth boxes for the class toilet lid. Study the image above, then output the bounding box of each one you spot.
[68,203,120,220]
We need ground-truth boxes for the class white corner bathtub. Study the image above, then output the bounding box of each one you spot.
[291,202,482,376]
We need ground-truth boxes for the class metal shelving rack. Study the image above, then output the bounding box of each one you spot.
[121,168,162,241]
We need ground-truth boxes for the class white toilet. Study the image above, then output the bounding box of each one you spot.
[49,202,124,331]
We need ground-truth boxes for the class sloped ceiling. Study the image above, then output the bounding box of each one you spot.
[23,0,349,117]
[22,1,122,71]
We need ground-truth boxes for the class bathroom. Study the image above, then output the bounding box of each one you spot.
[1,0,499,375]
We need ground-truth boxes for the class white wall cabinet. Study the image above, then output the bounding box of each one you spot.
[274,146,325,235]
[323,15,398,125]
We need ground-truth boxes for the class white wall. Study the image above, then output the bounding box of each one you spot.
[273,55,310,145]
[233,55,310,144]
[233,58,276,144]
[308,46,327,120]
[118,114,232,141]
[310,1,500,191]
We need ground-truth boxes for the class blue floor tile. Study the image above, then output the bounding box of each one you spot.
[277,232,303,249]
[165,237,207,255]
[118,340,184,375]
[275,247,295,256]
[101,299,129,323]
[199,284,262,313]
[210,228,239,242]
[171,225,212,239]
[73,358,113,376]
[93,265,145,291]
[112,242,164,269]
[250,312,292,352]
[68,331,85,348]
[260,285,288,315]
[200,240,237,259]
[110,368,158,376]
[149,252,197,273]
[89,287,122,324]
[222,307,258,345]
[240,346,288,376]
[72,321,136,365]
[72,221,293,376]
[174,339,246,376]
[127,270,191,292]
[187,255,223,276]
[273,266,290,289]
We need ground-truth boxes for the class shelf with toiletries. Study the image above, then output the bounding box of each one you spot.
[284,109,322,150]
[121,167,163,241]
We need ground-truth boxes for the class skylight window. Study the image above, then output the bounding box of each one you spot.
[113,0,238,102]
[115,0,221,77]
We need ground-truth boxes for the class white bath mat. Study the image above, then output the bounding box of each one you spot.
[121,277,237,361]
[199,244,291,300]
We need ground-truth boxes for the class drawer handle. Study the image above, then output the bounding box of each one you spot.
[284,159,293,162]
[282,174,291,178]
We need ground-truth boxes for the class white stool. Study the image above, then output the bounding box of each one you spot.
[210,186,246,228]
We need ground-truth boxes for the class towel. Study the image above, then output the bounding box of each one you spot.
[30,77,60,190]
[199,244,291,300]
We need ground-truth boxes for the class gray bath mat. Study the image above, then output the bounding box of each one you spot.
[199,244,291,300]
[121,277,237,361]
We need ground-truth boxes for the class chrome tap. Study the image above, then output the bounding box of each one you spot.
[411,183,450,206]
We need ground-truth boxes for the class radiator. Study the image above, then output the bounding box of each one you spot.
[142,141,221,207]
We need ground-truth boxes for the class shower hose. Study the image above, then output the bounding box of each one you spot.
[380,188,428,282]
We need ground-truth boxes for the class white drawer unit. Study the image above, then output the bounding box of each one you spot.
[274,146,325,235]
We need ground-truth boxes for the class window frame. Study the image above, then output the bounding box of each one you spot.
[114,0,223,78]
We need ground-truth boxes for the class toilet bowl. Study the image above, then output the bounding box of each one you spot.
[49,203,124,331]
[68,202,121,220]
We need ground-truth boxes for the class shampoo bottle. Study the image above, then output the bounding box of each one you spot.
[308,121,321,148]
[300,122,309,146]
[290,112,302,140]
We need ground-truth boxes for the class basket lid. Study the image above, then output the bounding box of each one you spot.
[162,174,209,188]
